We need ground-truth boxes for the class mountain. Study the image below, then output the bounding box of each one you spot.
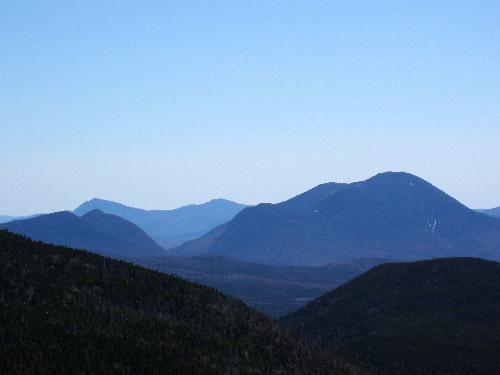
[171,172,500,265]
[281,257,500,374]
[0,230,360,374]
[0,214,40,224]
[1,210,166,259]
[74,198,248,249]
[477,206,500,218]
[137,256,384,317]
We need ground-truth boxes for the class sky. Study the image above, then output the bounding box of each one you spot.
[1,1,500,215]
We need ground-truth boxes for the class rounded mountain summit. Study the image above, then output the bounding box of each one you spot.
[170,172,500,265]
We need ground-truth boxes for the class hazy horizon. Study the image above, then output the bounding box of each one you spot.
[1,170,498,217]
[2,1,500,215]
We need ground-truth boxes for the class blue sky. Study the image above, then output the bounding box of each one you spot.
[1,1,500,215]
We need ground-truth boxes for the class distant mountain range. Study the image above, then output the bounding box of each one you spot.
[477,206,500,218]
[74,198,248,249]
[0,214,40,224]
[1,203,380,317]
[281,257,500,374]
[3,172,499,320]
[172,172,500,265]
[1,210,166,259]
[0,230,350,374]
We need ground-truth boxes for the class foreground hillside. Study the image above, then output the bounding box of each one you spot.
[281,258,500,374]
[172,172,500,265]
[0,230,359,375]
[138,256,383,317]
[1,209,166,259]
[74,198,248,248]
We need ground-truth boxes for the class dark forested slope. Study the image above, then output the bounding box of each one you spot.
[281,257,500,374]
[137,255,383,317]
[0,230,359,375]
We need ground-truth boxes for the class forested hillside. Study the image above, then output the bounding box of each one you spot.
[281,258,500,374]
[137,255,382,317]
[0,230,361,375]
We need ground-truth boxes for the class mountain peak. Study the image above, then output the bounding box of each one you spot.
[173,172,500,265]
[75,198,125,211]
[34,210,78,221]
[73,197,248,249]
[81,209,106,218]
[78,197,114,207]
[2,210,166,259]
[87,197,108,203]
[364,171,427,185]
[47,210,77,217]
[208,198,232,204]
[205,198,247,207]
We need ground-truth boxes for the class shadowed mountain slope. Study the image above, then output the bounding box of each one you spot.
[0,214,40,224]
[137,256,384,317]
[281,257,500,374]
[172,172,500,265]
[477,206,500,218]
[1,210,166,259]
[74,198,248,249]
[0,230,362,375]
[0,216,15,224]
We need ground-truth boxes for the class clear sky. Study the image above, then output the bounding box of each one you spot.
[1,1,500,215]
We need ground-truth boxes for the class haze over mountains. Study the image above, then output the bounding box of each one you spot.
[1,210,166,259]
[281,257,500,374]
[2,171,500,318]
[172,172,500,265]
[74,198,248,248]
